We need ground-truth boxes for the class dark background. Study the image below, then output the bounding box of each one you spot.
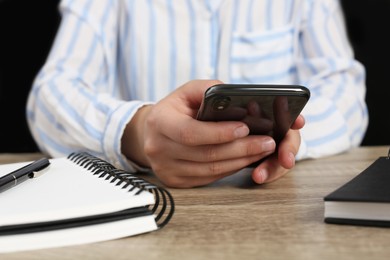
[0,0,60,152]
[0,0,389,152]
[341,0,390,146]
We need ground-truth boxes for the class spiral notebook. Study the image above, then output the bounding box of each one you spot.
[0,152,174,253]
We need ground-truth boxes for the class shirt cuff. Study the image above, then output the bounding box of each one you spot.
[101,100,154,172]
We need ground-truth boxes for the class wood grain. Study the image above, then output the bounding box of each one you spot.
[1,146,389,260]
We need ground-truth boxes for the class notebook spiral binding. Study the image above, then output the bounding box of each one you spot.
[67,152,174,229]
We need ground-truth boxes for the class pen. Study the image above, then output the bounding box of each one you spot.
[0,158,50,193]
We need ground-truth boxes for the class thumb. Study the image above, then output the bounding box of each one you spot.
[176,79,225,108]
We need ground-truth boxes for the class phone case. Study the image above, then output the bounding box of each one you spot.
[197,84,310,143]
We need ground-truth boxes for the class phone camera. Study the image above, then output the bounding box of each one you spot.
[212,96,231,111]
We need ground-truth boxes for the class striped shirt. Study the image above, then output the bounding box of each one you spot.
[27,0,368,171]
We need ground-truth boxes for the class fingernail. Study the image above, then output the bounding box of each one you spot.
[289,152,295,167]
[234,125,249,138]
[262,138,276,152]
[255,169,268,184]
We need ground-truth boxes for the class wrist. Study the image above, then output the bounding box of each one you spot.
[121,105,153,167]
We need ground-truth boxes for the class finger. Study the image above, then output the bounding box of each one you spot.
[242,116,273,135]
[157,116,251,146]
[291,115,305,130]
[273,96,291,132]
[251,129,301,184]
[251,154,288,184]
[160,135,276,162]
[277,129,301,169]
[155,153,264,181]
[247,100,261,117]
[177,79,225,110]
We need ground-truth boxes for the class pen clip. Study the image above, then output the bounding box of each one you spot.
[31,165,50,178]
[27,158,51,178]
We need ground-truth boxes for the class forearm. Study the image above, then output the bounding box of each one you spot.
[297,61,368,160]
[26,72,150,168]
[295,0,368,159]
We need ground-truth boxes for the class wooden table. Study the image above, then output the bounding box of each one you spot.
[1,146,390,260]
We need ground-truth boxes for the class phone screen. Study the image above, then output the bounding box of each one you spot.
[197,84,310,143]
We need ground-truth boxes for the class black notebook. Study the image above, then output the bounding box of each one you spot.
[324,154,390,227]
[0,152,174,253]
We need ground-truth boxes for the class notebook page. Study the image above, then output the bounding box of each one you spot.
[0,157,155,226]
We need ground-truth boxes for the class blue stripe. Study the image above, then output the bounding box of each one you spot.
[100,0,112,28]
[78,33,98,79]
[167,0,177,91]
[210,10,219,77]
[265,0,272,30]
[36,127,104,158]
[232,0,240,31]
[229,0,240,82]
[128,0,138,99]
[93,60,106,87]
[118,2,132,99]
[204,0,213,12]
[361,101,368,122]
[35,98,66,133]
[331,72,346,102]
[305,124,348,147]
[355,67,365,84]
[345,101,360,120]
[246,0,255,31]
[99,0,117,96]
[60,0,93,68]
[232,66,296,84]
[233,27,293,43]
[304,105,334,122]
[186,0,197,79]
[306,2,324,57]
[299,55,319,78]
[75,1,105,81]
[48,77,102,140]
[36,129,74,155]
[318,58,341,102]
[75,80,111,113]
[107,2,119,98]
[147,0,156,100]
[26,109,35,124]
[321,3,341,57]
[285,0,294,23]
[231,46,293,63]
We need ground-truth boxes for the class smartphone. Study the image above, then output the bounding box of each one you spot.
[197,84,310,144]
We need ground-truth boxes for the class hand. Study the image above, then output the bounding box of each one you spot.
[122,80,278,188]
